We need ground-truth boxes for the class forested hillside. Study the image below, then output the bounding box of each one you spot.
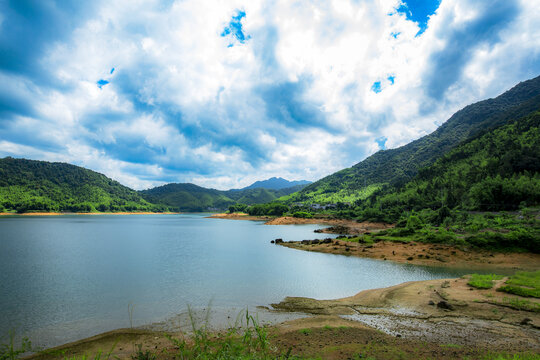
[0,157,164,213]
[285,75,540,204]
[357,110,540,222]
[140,183,304,212]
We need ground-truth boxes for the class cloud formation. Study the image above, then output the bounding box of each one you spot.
[0,0,539,190]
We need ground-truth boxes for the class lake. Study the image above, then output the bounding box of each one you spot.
[0,214,474,348]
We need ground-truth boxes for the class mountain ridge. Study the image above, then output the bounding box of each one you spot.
[283,75,540,205]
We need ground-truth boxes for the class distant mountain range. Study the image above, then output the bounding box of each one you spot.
[0,159,310,212]
[236,177,311,191]
[140,181,309,212]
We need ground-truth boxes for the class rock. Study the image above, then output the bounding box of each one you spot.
[301,240,310,244]
[428,300,435,306]
[437,301,454,311]
[407,256,414,261]
[441,281,450,288]
[271,240,275,244]
[520,318,532,325]
[322,238,332,244]
[310,239,320,245]
[275,238,284,244]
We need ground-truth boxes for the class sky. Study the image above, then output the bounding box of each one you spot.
[0,0,539,190]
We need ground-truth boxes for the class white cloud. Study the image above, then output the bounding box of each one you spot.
[1,0,538,190]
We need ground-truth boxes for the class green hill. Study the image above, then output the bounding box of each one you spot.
[0,157,164,213]
[140,183,303,212]
[285,75,540,205]
[357,109,540,222]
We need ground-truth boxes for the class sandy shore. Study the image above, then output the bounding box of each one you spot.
[26,277,540,359]
[0,211,180,216]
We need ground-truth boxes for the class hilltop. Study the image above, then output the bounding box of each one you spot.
[0,157,164,213]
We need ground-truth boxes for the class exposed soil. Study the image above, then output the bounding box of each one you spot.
[279,238,540,271]
[271,277,540,356]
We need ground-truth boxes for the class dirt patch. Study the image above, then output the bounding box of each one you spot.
[271,277,540,354]
[270,315,536,360]
[264,217,393,234]
[278,239,540,271]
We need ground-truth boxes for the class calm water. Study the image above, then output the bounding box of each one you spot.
[0,214,474,347]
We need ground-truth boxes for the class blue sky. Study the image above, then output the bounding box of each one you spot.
[0,0,539,190]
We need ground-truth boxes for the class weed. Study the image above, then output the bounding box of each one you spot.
[299,328,312,335]
[0,331,32,360]
[468,274,504,289]
[131,344,156,360]
[500,297,540,313]
[164,307,295,359]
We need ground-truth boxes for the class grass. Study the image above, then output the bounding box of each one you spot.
[0,331,32,360]
[499,297,540,313]
[467,274,505,289]
[498,270,540,298]
[164,307,305,359]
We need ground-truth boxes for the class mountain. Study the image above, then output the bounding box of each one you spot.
[240,177,311,190]
[0,157,164,213]
[140,183,304,212]
[357,109,540,222]
[140,183,235,212]
[285,75,540,205]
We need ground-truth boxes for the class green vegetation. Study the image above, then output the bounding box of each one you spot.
[0,158,166,213]
[498,270,540,298]
[336,209,539,252]
[140,183,306,212]
[467,274,504,289]
[246,203,289,216]
[0,331,32,360]
[286,76,540,206]
[164,310,299,360]
[498,297,540,313]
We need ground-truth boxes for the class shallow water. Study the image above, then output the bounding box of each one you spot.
[0,214,475,347]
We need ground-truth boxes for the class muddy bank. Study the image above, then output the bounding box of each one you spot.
[206,213,273,221]
[278,238,540,271]
[272,276,540,351]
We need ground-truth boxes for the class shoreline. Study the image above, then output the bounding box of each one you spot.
[0,211,181,216]
[211,214,540,271]
[278,238,540,271]
[25,276,540,359]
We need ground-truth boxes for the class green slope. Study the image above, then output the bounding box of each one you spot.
[357,109,540,222]
[140,183,235,212]
[0,157,163,213]
[140,183,305,212]
[286,75,540,204]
